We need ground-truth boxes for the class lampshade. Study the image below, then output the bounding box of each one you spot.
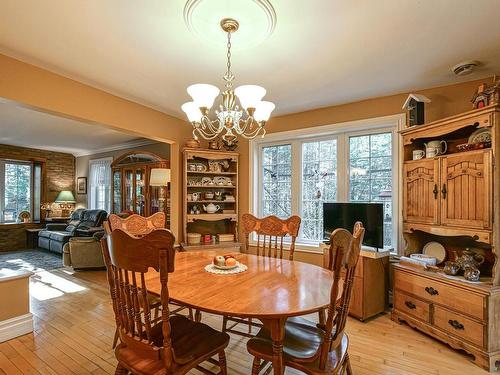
[181,102,203,123]
[234,85,266,110]
[187,84,220,109]
[55,191,76,203]
[254,101,276,122]
[150,168,171,186]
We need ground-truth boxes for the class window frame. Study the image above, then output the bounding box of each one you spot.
[249,114,404,254]
[0,159,37,224]
[88,157,113,212]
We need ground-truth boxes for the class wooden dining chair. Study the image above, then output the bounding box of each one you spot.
[101,228,230,375]
[247,222,365,375]
[317,221,364,327]
[105,212,193,350]
[222,213,301,337]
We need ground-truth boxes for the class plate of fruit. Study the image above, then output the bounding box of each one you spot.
[212,254,238,270]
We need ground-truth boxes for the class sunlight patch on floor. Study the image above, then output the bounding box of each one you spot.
[30,270,86,301]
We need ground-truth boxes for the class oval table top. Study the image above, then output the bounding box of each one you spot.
[144,250,333,318]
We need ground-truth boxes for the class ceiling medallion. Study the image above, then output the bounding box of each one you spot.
[181,17,275,145]
[183,0,276,49]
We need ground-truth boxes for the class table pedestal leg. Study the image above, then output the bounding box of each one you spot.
[260,318,286,375]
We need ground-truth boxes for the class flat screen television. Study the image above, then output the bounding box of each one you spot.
[323,202,384,249]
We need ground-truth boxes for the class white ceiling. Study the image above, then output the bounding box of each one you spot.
[0,0,499,119]
[0,102,148,156]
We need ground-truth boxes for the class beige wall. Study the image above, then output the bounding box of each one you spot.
[0,53,192,242]
[0,276,30,321]
[74,142,171,207]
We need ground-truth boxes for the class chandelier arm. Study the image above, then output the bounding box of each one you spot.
[193,126,222,141]
[238,123,267,139]
[235,116,255,135]
[200,115,221,134]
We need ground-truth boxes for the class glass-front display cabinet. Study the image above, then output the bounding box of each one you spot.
[111,151,170,226]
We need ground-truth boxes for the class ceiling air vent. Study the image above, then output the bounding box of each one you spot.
[452,60,480,76]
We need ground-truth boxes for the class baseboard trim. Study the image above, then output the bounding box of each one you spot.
[0,313,33,342]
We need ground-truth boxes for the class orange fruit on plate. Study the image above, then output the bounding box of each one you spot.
[225,257,237,267]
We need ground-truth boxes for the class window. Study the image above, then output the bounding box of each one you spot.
[252,115,402,251]
[0,160,41,223]
[261,144,292,218]
[301,139,337,241]
[349,133,393,248]
[89,158,112,212]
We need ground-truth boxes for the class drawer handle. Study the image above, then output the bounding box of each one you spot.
[405,301,416,310]
[425,286,439,296]
[448,319,464,330]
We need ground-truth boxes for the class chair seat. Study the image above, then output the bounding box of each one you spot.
[116,315,229,374]
[247,317,348,373]
[247,316,325,360]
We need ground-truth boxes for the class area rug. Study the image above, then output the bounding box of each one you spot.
[0,249,63,273]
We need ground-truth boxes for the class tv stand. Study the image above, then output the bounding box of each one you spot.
[321,244,390,321]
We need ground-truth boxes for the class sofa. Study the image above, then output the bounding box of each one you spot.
[38,209,107,253]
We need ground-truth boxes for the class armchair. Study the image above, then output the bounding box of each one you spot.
[63,233,105,269]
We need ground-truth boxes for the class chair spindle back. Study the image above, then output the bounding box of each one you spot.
[319,222,365,370]
[101,228,175,367]
[241,213,301,260]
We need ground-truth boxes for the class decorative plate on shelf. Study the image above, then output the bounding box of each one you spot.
[422,241,446,264]
[468,128,491,144]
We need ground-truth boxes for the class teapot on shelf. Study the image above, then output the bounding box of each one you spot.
[203,203,220,214]
[424,140,447,158]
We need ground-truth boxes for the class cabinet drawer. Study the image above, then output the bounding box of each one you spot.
[394,270,485,320]
[433,306,485,348]
[394,291,430,323]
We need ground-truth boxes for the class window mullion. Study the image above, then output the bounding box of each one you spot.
[337,133,348,202]
[291,140,301,216]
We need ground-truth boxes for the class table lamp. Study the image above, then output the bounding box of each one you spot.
[55,190,76,217]
[150,169,171,214]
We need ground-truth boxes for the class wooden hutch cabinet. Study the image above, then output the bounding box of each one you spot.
[181,148,240,251]
[111,151,170,225]
[394,105,500,371]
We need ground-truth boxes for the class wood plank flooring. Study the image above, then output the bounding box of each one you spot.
[0,268,491,374]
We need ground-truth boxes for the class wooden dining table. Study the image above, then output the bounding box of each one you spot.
[143,250,333,375]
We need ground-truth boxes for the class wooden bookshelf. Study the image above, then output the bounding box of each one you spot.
[182,148,240,251]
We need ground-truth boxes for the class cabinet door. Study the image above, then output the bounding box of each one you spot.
[440,150,492,229]
[403,159,439,224]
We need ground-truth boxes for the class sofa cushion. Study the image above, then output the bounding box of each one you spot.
[49,231,72,242]
[65,219,81,233]
[78,209,107,229]
[38,230,52,239]
[70,209,85,221]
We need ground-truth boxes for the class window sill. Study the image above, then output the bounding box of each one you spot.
[0,222,42,229]
[248,239,323,254]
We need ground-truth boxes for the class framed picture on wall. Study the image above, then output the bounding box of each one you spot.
[77,177,87,195]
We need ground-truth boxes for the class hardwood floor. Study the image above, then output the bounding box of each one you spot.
[0,268,490,374]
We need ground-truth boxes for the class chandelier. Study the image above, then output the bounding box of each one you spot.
[181,18,275,145]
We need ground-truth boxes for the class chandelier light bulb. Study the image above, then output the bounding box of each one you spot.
[187,83,220,109]
[234,85,266,110]
[254,101,275,122]
[181,102,202,122]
